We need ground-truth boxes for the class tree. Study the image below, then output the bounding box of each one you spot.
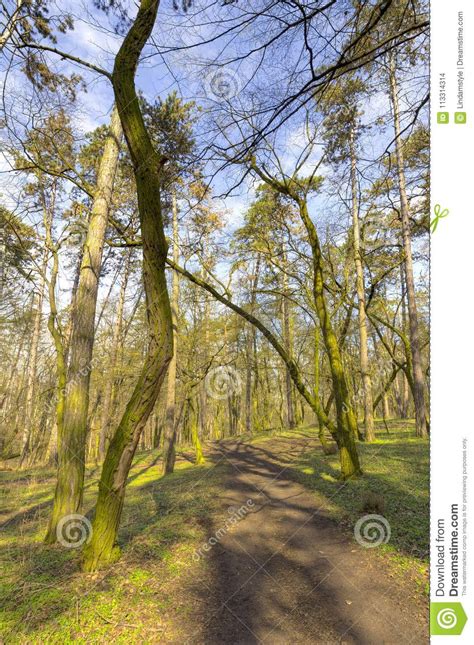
[233,186,300,431]
[387,51,428,438]
[0,206,36,457]
[83,0,174,571]
[10,109,76,466]
[351,0,429,438]
[320,78,375,442]
[1,1,73,53]
[0,0,430,575]
[242,152,362,477]
[193,1,427,160]
[140,92,197,475]
[45,106,123,543]
[162,191,179,474]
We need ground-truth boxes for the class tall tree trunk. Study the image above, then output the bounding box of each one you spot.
[244,328,253,433]
[0,1,25,50]
[99,250,131,460]
[0,218,5,305]
[401,373,410,418]
[199,383,208,438]
[383,393,391,420]
[1,336,24,433]
[349,128,375,442]
[245,258,260,433]
[245,161,361,476]
[198,271,210,438]
[20,248,47,465]
[281,265,295,429]
[389,53,428,439]
[191,414,205,465]
[62,239,85,366]
[45,244,66,467]
[162,191,179,474]
[399,264,410,418]
[42,199,67,468]
[83,0,173,571]
[298,201,361,476]
[45,106,123,543]
[314,325,330,452]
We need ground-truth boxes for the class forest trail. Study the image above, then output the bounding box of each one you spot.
[0,427,428,642]
[191,438,428,644]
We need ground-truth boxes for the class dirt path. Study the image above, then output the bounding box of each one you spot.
[188,438,428,644]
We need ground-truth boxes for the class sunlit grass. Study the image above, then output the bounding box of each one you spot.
[0,420,428,642]
[0,450,226,643]
[251,419,429,560]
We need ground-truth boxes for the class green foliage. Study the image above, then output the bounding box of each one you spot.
[320,76,368,163]
[14,109,76,180]
[141,91,197,189]
[0,205,37,281]
[235,183,297,250]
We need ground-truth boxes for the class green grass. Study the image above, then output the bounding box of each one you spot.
[0,451,227,643]
[251,419,429,560]
[0,420,428,642]
[247,418,429,595]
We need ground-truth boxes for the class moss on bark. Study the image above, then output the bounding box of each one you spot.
[83,0,173,571]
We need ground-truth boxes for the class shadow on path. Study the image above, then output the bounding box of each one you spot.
[191,439,428,644]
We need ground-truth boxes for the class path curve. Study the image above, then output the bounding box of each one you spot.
[189,438,427,644]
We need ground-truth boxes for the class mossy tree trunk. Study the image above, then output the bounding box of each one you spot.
[349,128,375,442]
[389,53,428,438]
[314,325,330,452]
[281,262,296,429]
[242,160,361,477]
[245,258,260,434]
[83,0,173,572]
[99,250,131,460]
[299,201,361,476]
[190,409,205,465]
[162,191,179,474]
[44,106,122,544]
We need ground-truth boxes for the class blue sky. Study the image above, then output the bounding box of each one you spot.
[0,0,428,310]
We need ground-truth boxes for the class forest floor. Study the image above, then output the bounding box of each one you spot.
[0,420,429,643]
